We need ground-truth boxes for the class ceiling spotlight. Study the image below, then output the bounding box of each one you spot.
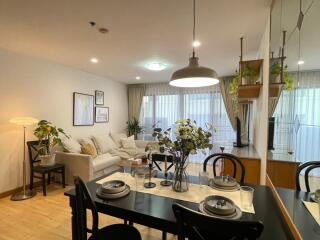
[135,76,141,80]
[298,60,304,65]
[145,62,167,71]
[90,58,98,63]
[192,40,201,47]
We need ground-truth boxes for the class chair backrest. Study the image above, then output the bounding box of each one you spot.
[172,203,264,240]
[296,161,320,192]
[27,140,49,168]
[203,153,245,184]
[74,176,99,240]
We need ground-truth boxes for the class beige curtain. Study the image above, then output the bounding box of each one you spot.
[219,76,237,130]
[127,84,146,121]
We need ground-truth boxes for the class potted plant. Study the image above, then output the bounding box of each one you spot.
[230,73,241,113]
[270,62,281,83]
[283,67,294,91]
[34,120,69,166]
[152,119,213,192]
[241,66,258,84]
[126,117,144,140]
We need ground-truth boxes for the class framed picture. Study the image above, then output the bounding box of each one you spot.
[95,90,104,105]
[95,107,109,123]
[73,92,94,126]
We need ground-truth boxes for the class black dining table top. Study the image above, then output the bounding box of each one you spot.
[65,172,292,240]
[276,187,320,240]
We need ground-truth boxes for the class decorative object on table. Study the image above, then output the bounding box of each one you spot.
[220,146,225,153]
[33,120,69,166]
[96,181,130,200]
[95,90,104,105]
[160,155,173,187]
[144,162,156,188]
[169,0,219,88]
[9,117,38,201]
[95,106,109,123]
[126,117,143,140]
[198,195,242,220]
[73,92,94,126]
[210,176,240,192]
[153,119,213,192]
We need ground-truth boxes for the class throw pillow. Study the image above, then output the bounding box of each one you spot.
[121,135,136,149]
[110,132,127,148]
[81,143,97,158]
[92,134,117,154]
[62,137,81,153]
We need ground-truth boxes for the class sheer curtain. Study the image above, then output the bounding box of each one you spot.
[139,83,235,163]
[273,70,320,175]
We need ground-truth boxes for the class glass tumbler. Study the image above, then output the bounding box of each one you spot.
[240,186,254,210]
[199,171,210,188]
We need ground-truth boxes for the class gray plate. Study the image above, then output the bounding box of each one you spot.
[96,185,130,200]
[213,176,238,188]
[199,201,242,220]
[210,181,240,192]
[100,180,126,194]
[204,195,236,216]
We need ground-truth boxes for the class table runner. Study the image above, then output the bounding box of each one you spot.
[96,172,255,214]
[303,201,320,225]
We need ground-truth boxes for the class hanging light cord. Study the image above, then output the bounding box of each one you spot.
[192,0,196,57]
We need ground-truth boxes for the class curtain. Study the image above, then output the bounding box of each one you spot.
[273,70,320,176]
[127,84,145,121]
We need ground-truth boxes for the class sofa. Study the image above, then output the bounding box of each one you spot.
[55,133,154,185]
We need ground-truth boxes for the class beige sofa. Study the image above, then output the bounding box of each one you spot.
[55,133,152,185]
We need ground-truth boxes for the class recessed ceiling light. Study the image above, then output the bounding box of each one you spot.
[298,60,304,65]
[145,62,167,71]
[135,76,141,80]
[192,40,201,47]
[90,58,98,63]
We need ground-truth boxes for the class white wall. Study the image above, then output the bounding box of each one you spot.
[0,48,128,193]
[252,15,270,185]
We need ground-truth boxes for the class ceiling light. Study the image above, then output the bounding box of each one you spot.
[170,0,219,88]
[145,62,167,71]
[135,76,141,80]
[298,60,304,65]
[90,58,98,63]
[192,40,201,47]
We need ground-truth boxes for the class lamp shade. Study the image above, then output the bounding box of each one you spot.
[9,117,39,126]
[170,57,219,88]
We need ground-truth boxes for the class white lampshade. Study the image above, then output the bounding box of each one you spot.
[9,117,39,126]
[170,57,219,88]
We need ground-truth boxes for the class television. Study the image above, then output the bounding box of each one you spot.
[233,117,248,148]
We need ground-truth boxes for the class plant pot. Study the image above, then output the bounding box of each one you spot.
[270,74,281,83]
[172,163,189,192]
[39,154,56,166]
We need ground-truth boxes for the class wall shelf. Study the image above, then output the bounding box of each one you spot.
[238,84,262,99]
[269,83,284,98]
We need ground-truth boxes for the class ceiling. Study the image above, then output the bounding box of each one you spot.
[0,0,271,84]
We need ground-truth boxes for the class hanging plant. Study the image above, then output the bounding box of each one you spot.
[229,73,241,113]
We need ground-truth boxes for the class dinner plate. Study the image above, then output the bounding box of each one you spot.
[209,181,240,192]
[100,180,126,194]
[203,195,236,216]
[212,176,238,188]
[199,201,242,220]
[96,185,130,200]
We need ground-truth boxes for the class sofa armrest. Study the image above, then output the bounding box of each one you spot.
[55,151,93,185]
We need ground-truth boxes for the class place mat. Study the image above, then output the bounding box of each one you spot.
[96,172,255,214]
[303,201,320,225]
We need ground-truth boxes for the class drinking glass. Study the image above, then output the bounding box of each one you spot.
[135,171,146,191]
[199,171,210,188]
[240,186,254,210]
[123,160,132,175]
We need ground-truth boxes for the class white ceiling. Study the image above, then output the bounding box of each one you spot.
[0,0,271,83]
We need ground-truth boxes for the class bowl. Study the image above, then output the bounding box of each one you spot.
[100,180,126,194]
[203,195,236,216]
[212,176,238,188]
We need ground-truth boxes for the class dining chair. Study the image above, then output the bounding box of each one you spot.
[27,140,65,196]
[296,161,320,192]
[74,176,142,240]
[203,153,246,184]
[172,203,264,240]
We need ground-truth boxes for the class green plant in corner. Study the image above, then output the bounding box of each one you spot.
[126,117,143,140]
[229,72,241,113]
[284,70,294,91]
[34,120,69,155]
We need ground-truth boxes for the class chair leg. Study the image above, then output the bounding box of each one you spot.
[42,173,47,196]
[48,172,51,185]
[30,171,34,190]
[162,231,167,240]
[62,168,66,188]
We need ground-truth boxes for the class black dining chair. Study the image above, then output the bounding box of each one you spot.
[296,161,320,192]
[27,140,65,196]
[203,153,246,184]
[172,203,264,240]
[74,176,142,240]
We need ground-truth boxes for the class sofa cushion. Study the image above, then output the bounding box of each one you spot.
[92,153,120,172]
[110,133,127,148]
[121,135,136,149]
[62,138,81,153]
[81,143,97,158]
[92,134,117,154]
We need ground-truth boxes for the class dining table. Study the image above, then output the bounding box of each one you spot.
[65,171,293,240]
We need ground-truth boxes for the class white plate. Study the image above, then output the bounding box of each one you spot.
[96,185,130,200]
[199,201,242,220]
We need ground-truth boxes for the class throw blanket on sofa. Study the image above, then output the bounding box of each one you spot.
[110,148,147,159]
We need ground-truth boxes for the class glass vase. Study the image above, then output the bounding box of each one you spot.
[172,163,189,192]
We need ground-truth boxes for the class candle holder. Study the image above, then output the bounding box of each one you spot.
[160,155,172,186]
[144,162,156,188]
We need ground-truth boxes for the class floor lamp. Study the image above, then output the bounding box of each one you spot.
[10,117,38,201]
